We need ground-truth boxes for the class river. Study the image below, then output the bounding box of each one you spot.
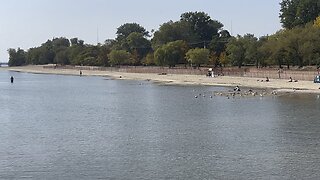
[0,70,320,179]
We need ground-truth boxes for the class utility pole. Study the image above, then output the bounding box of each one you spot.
[96,26,99,45]
[231,20,233,36]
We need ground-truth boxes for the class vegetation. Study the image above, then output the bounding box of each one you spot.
[185,48,210,67]
[280,0,320,29]
[8,2,320,69]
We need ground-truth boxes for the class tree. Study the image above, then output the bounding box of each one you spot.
[242,34,259,66]
[126,32,152,64]
[154,40,188,67]
[180,11,223,42]
[76,45,100,66]
[96,44,111,66]
[52,37,70,50]
[116,23,149,42]
[225,34,261,68]
[108,50,131,66]
[143,52,155,65]
[209,30,231,66]
[314,16,320,27]
[280,0,320,29]
[39,40,55,64]
[27,47,42,64]
[70,38,79,46]
[54,49,69,65]
[8,48,26,66]
[226,36,245,68]
[154,48,166,67]
[185,48,210,67]
[152,20,200,49]
[219,51,229,67]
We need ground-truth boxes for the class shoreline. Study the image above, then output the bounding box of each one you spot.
[3,65,320,94]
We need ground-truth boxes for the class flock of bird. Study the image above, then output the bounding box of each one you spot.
[194,88,278,99]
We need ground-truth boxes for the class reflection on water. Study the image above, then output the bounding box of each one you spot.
[0,70,320,179]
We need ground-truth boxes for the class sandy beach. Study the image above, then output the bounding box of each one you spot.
[4,65,320,94]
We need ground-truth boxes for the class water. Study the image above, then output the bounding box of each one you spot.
[1,70,320,179]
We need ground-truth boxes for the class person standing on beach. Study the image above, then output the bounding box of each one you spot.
[80,70,82,76]
[10,76,14,83]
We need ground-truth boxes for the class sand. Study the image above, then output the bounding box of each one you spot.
[4,65,320,94]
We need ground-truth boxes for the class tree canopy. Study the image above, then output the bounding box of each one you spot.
[185,48,210,67]
[8,9,320,69]
[280,0,320,29]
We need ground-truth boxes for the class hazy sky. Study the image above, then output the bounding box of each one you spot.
[0,0,282,62]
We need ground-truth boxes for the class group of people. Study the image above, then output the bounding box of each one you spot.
[289,77,298,82]
[257,77,270,82]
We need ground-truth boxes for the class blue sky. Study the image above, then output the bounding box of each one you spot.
[0,0,282,62]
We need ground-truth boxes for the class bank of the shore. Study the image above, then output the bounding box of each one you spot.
[4,65,320,94]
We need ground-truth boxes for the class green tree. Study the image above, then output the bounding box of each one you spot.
[225,34,261,68]
[180,11,223,42]
[143,52,155,65]
[154,48,166,67]
[8,48,27,66]
[76,45,100,66]
[96,44,111,66]
[209,30,231,66]
[226,36,245,68]
[54,49,69,65]
[108,50,131,66]
[116,23,149,42]
[126,32,151,65]
[242,34,259,66]
[185,48,210,67]
[27,47,42,64]
[280,0,320,29]
[152,20,199,49]
[70,38,79,46]
[154,40,188,67]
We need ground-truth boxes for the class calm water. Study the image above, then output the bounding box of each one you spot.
[1,70,320,179]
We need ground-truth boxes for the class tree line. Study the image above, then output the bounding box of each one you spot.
[8,0,320,69]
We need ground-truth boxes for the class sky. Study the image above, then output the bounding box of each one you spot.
[0,0,282,62]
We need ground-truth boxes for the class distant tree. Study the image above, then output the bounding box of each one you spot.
[154,48,166,67]
[242,34,259,66]
[219,51,229,67]
[70,38,79,46]
[210,30,231,55]
[280,0,320,29]
[226,36,245,68]
[116,23,149,42]
[152,20,200,49]
[68,46,84,65]
[108,50,131,66]
[104,39,116,47]
[180,11,223,42]
[27,47,42,64]
[185,48,210,67]
[126,32,152,64]
[54,49,69,65]
[76,45,100,66]
[52,37,70,49]
[209,29,231,66]
[8,48,26,66]
[143,52,155,65]
[39,40,55,64]
[96,44,111,66]
[225,34,260,68]
[154,40,188,67]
